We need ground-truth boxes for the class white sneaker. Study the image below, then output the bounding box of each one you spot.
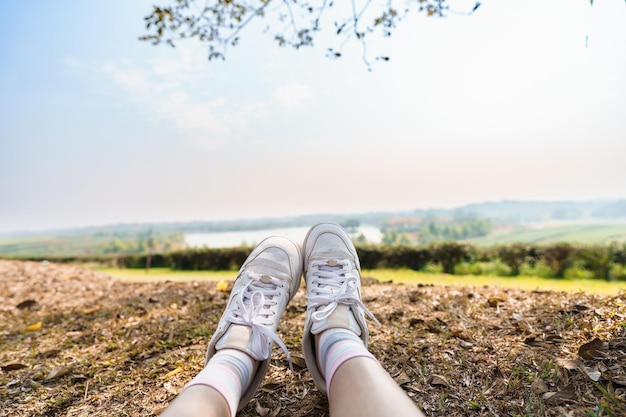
[302,223,380,394]
[205,236,302,409]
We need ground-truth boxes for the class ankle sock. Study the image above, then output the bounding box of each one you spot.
[185,349,255,417]
[317,328,376,394]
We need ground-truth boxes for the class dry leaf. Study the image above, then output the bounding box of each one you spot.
[160,366,184,380]
[578,338,609,359]
[290,354,307,369]
[66,331,84,342]
[16,299,38,310]
[216,280,229,292]
[83,307,100,314]
[1,363,28,372]
[428,374,450,387]
[543,385,576,404]
[24,321,42,332]
[583,366,601,381]
[531,378,549,394]
[37,349,60,359]
[269,406,281,417]
[255,401,269,417]
[556,358,583,370]
[487,297,504,307]
[260,383,280,393]
[152,405,169,415]
[46,366,71,380]
[394,370,412,386]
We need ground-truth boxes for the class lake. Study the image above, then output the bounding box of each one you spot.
[185,225,383,248]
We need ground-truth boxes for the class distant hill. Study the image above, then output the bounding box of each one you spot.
[1,199,625,239]
[449,200,626,223]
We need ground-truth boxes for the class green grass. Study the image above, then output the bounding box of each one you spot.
[363,268,626,295]
[91,267,626,295]
[468,223,626,245]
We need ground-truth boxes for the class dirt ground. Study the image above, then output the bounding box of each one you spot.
[1,259,625,417]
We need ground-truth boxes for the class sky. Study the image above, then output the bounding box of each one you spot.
[0,0,625,234]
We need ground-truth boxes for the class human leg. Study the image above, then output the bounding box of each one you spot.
[302,223,425,417]
[162,236,302,417]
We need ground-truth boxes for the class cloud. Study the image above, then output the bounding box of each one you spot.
[65,46,269,150]
[273,82,314,108]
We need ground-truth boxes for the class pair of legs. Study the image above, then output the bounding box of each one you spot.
[162,223,424,417]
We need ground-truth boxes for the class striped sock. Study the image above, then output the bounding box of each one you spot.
[185,349,254,417]
[317,328,376,394]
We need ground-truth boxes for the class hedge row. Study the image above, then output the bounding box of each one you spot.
[7,242,626,280]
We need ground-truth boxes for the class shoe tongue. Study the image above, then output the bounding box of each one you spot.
[215,324,257,354]
[310,304,362,336]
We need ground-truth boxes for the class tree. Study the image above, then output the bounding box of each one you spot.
[431,241,470,274]
[540,243,576,278]
[496,243,534,276]
[140,0,481,67]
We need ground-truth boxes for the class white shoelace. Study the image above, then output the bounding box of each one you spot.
[227,271,294,370]
[307,259,381,326]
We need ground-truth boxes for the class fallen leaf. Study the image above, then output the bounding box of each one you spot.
[578,338,609,360]
[152,405,168,415]
[260,383,280,393]
[290,354,307,369]
[487,297,504,307]
[216,280,229,292]
[46,366,71,380]
[395,371,412,386]
[556,358,583,370]
[160,366,184,380]
[70,374,89,384]
[543,385,576,404]
[256,401,269,417]
[1,363,28,372]
[16,299,38,310]
[36,349,61,359]
[428,374,450,388]
[24,321,42,332]
[269,406,281,417]
[66,331,84,342]
[531,378,549,394]
[583,366,601,381]
[83,307,100,315]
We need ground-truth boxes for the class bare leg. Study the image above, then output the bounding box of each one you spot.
[328,357,426,417]
[302,224,425,417]
[161,385,230,417]
[160,236,303,417]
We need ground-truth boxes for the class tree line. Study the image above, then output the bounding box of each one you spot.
[11,241,625,281]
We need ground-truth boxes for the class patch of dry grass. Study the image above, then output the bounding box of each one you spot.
[1,260,625,416]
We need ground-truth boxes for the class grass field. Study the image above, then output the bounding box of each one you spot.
[92,266,626,295]
[468,222,626,245]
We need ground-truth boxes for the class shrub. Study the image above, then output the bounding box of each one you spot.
[577,244,613,279]
[430,241,471,274]
[539,243,577,278]
[496,243,537,276]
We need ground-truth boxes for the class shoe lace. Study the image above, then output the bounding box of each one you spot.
[307,259,381,326]
[227,271,294,370]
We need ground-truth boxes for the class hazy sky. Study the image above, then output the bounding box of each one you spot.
[1,0,625,234]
